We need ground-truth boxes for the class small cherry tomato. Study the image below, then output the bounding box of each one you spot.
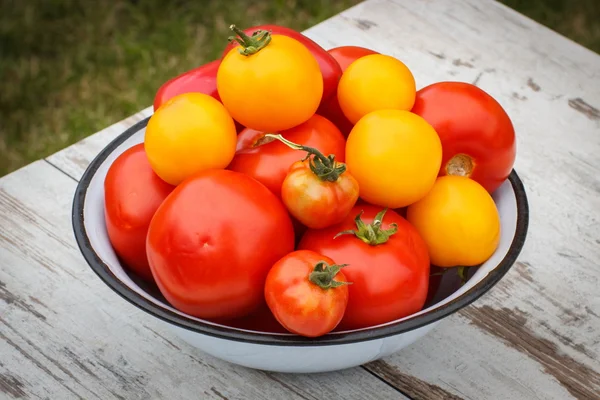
[146,169,295,320]
[265,250,350,337]
[228,114,346,199]
[145,92,237,186]
[299,206,430,330]
[317,46,379,136]
[104,144,175,281]
[337,54,416,124]
[406,175,501,267]
[346,109,442,208]
[411,81,516,193]
[217,25,323,132]
[264,134,359,229]
[221,24,341,104]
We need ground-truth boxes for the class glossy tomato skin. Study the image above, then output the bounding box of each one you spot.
[282,160,359,229]
[145,92,238,186]
[146,169,295,320]
[153,60,221,111]
[104,144,175,281]
[317,46,379,136]
[221,25,341,104]
[228,114,346,199]
[406,175,500,267]
[411,81,516,193]
[338,54,416,124]
[298,205,430,330]
[217,34,323,132]
[265,250,349,337]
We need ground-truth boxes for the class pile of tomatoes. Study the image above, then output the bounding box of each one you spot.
[104,24,516,338]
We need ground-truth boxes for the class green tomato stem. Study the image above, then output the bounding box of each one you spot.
[264,133,346,182]
[227,25,272,56]
[308,261,351,289]
[334,208,398,246]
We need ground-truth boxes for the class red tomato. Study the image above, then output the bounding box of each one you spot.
[221,24,342,104]
[282,159,359,229]
[317,46,379,136]
[265,250,350,337]
[411,82,516,193]
[227,114,346,199]
[104,143,174,281]
[298,205,430,330]
[146,169,295,320]
[153,60,221,111]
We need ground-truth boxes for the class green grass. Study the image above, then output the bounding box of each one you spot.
[1,0,599,177]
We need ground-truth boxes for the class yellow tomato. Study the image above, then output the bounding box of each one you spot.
[406,176,501,267]
[144,93,237,185]
[217,31,323,132]
[345,109,442,208]
[337,54,416,124]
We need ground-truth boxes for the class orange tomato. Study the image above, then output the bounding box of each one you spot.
[281,159,359,230]
[406,176,501,267]
[217,26,323,132]
[144,92,237,185]
[345,109,442,208]
[337,54,416,124]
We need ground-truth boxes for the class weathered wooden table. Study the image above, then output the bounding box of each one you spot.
[2,0,599,398]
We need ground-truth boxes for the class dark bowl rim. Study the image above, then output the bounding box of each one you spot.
[72,116,530,346]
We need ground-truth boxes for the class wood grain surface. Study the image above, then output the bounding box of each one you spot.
[5,0,600,399]
[0,161,408,400]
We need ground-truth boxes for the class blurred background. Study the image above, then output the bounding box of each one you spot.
[1,0,599,177]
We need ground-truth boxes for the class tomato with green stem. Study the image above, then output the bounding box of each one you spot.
[299,206,430,330]
[265,250,350,337]
[221,24,341,104]
[263,133,359,229]
[228,114,346,199]
[217,25,323,132]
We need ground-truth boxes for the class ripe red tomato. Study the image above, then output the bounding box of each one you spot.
[265,250,350,337]
[153,60,221,111]
[227,114,346,199]
[146,169,295,320]
[104,143,174,281]
[411,81,516,193]
[317,46,379,136]
[298,205,430,330]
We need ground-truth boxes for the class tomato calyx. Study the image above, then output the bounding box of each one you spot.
[264,133,346,182]
[334,208,398,245]
[309,261,351,289]
[228,24,272,56]
[446,153,475,177]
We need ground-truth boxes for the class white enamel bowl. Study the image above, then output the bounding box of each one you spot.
[72,117,529,374]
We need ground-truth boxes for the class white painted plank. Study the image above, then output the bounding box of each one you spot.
[39,0,600,398]
[46,106,154,181]
[300,0,600,398]
[0,161,407,400]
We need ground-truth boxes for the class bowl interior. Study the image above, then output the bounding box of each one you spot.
[75,119,528,345]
